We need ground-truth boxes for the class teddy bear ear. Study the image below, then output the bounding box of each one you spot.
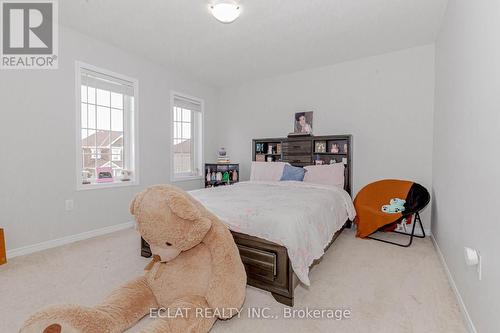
[164,191,201,221]
[130,190,146,215]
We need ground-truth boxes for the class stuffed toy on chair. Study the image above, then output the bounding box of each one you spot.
[20,185,247,333]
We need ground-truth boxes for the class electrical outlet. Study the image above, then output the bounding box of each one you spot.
[65,199,74,211]
[464,247,482,280]
[477,253,482,281]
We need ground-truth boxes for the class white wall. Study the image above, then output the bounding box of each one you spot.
[433,1,500,332]
[0,26,218,251]
[216,45,435,229]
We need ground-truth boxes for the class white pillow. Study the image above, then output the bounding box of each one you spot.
[303,164,345,188]
[250,162,289,181]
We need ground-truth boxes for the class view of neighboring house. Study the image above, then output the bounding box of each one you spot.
[81,130,191,178]
[173,139,192,174]
[81,130,124,177]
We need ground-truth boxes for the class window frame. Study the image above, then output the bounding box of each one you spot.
[75,61,139,191]
[170,91,204,182]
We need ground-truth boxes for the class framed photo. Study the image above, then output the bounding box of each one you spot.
[315,141,326,153]
[96,167,114,183]
[294,111,313,134]
[342,142,348,154]
[330,143,340,153]
[256,154,266,162]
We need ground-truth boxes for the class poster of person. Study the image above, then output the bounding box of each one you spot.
[294,112,313,134]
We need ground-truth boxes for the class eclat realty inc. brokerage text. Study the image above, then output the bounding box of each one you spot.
[151,306,352,320]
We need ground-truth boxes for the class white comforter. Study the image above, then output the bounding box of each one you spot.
[190,181,356,286]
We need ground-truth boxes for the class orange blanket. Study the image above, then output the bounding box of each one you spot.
[354,180,413,238]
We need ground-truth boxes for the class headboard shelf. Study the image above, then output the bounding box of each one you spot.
[314,152,347,155]
[252,135,352,196]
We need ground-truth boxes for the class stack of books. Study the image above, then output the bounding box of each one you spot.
[217,147,230,163]
[217,156,230,163]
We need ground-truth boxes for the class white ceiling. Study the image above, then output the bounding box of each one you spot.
[60,0,448,87]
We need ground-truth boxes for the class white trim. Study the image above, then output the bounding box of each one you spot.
[170,91,205,183]
[430,234,477,333]
[75,61,140,191]
[6,221,134,259]
[77,180,139,191]
[172,175,203,183]
[76,61,139,86]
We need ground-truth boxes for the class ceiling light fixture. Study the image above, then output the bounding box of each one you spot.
[210,0,241,24]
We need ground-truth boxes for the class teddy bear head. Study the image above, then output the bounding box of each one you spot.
[130,185,212,262]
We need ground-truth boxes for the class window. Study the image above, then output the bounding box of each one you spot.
[90,148,101,160]
[171,93,203,180]
[111,148,122,161]
[76,62,138,189]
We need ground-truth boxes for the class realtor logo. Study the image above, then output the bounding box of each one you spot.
[1,0,58,69]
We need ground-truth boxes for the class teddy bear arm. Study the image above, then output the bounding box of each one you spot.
[206,271,246,319]
[138,296,216,333]
[204,224,247,317]
[184,192,246,314]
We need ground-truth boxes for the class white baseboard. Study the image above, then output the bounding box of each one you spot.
[430,234,477,333]
[7,221,135,259]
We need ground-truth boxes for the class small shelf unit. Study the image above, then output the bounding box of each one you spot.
[204,163,239,188]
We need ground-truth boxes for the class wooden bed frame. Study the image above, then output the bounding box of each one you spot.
[141,135,353,306]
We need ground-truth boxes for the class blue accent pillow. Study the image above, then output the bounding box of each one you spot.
[280,164,306,181]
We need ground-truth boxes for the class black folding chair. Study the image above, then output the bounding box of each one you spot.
[367,183,430,247]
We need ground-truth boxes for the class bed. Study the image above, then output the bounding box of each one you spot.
[141,135,354,306]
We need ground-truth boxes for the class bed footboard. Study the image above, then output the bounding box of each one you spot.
[231,231,296,306]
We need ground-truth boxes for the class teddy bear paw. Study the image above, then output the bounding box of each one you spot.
[19,305,105,333]
[20,320,82,333]
[43,324,62,333]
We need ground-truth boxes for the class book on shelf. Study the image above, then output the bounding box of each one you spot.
[217,157,231,163]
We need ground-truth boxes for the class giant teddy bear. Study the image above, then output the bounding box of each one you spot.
[20,185,247,333]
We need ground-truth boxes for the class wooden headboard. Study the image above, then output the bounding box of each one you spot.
[252,135,353,196]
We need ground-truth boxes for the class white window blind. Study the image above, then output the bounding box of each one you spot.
[81,69,135,96]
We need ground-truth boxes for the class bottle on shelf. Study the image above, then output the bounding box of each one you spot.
[206,167,211,182]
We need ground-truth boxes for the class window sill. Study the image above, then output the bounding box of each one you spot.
[172,175,203,183]
[77,180,138,191]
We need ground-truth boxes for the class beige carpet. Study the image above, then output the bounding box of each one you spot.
[0,228,467,333]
